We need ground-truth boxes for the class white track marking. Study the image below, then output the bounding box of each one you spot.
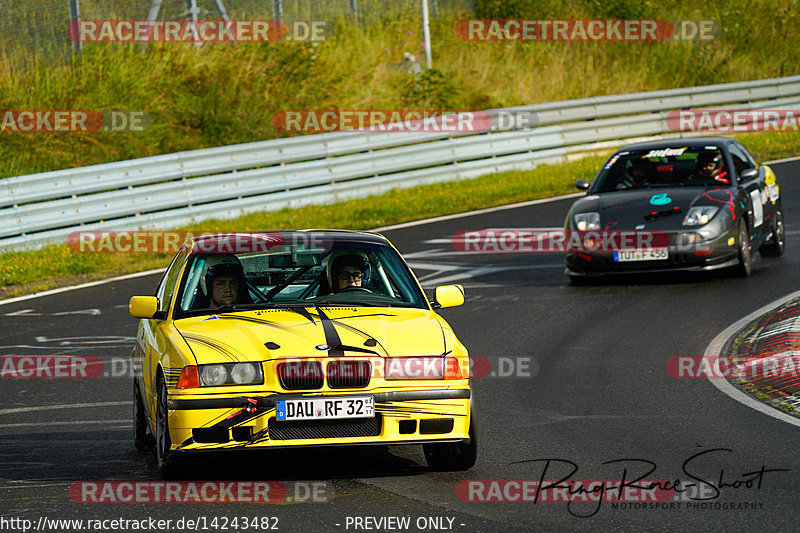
[0,401,128,416]
[0,420,129,429]
[371,194,584,232]
[703,289,800,427]
[0,268,165,307]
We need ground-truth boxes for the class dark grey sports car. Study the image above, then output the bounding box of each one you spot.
[565,137,784,280]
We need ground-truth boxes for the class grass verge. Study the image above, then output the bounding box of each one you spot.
[2,1,800,179]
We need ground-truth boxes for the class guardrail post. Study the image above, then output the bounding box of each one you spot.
[69,0,82,54]
[147,0,163,21]
[348,0,358,25]
[420,0,432,69]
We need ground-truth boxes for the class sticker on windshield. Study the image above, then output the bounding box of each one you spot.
[650,193,672,206]
[605,154,621,169]
[645,147,687,158]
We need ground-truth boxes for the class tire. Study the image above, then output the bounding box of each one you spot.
[155,373,179,476]
[133,378,150,451]
[423,418,477,471]
[759,208,785,258]
[733,218,752,277]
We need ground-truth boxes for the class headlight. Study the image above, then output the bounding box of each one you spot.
[574,212,600,231]
[683,206,718,226]
[199,363,263,386]
[676,232,701,246]
[676,230,714,247]
[230,363,258,384]
[200,364,227,386]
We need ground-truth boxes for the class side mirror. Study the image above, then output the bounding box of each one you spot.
[432,285,464,309]
[740,168,758,180]
[575,180,590,191]
[129,296,160,319]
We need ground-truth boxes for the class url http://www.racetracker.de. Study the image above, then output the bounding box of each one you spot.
[0,515,280,532]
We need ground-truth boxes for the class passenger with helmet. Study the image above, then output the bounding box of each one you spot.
[202,255,251,307]
[693,151,729,184]
[327,252,371,293]
[617,157,654,189]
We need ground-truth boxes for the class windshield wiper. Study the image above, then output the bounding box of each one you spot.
[313,300,387,307]
[213,303,265,313]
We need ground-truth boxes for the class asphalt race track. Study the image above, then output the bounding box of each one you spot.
[1,159,799,532]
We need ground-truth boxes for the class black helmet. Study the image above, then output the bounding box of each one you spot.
[328,252,370,287]
[203,255,246,297]
[697,152,722,174]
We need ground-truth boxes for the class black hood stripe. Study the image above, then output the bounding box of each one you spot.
[314,307,343,356]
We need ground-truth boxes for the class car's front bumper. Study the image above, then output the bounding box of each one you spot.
[166,388,472,451]
[565,229,739,276]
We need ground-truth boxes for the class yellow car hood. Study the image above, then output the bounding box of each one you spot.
[175,306,449,363]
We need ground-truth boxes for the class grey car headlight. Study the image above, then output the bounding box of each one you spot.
[683,206,718,226]
[574,212,601,231]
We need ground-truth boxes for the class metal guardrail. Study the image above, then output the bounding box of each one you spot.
[2,74,800,251]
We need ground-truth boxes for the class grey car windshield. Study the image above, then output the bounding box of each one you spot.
[591,146,730,193]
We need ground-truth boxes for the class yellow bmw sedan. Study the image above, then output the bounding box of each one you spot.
[129,230,475,474]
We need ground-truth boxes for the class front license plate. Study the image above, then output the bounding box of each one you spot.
[276,396,375,421]
[613,248,668,262]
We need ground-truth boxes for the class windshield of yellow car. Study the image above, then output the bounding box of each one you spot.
[175,241,428,316]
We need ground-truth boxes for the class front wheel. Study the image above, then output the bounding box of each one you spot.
[759,208,785,258]
[733,219,751,277]
[423,418,477,471]
[133,378,150,451]
[155,374,179,476]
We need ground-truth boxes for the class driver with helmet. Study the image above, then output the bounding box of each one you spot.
[202,255,250,307]
[617,157,654,189]
[327,252,370,292]
[694,151,729,184]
